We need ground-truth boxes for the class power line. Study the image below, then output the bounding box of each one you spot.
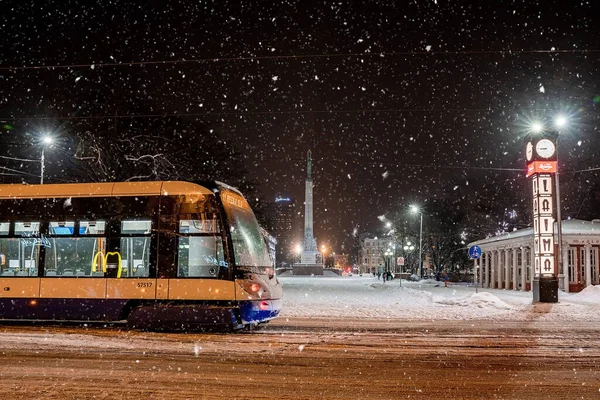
[0,155,40,163]
[1,49,598,71]
[0,106,570,121]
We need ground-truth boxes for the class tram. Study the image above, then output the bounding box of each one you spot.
[0,181,282,330]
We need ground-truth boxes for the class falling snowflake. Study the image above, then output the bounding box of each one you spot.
[272,76,278,81]
[425,45,432,52]
[298,345,305,352]
[539,85,545,93]
[382,171,389,179]
[194,344,202,356]
[75,77,81,83]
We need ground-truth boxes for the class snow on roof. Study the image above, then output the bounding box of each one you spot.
[468,219,600,247]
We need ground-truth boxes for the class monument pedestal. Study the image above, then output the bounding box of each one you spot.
[293,265,324,276]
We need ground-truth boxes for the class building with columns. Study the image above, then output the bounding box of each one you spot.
[468,219,600,293]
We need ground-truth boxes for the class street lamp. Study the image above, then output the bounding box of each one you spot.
[384,249,393,279]
[292,244,302,268]
[410,205,424,278]
[40,135,53,184]
[321,244,326,267]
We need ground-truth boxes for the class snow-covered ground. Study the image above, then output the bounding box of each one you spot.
[278,274,600,322]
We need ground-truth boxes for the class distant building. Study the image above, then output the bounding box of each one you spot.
[468,219,600,293]
[264,195,295,265]
[358,237,393,275]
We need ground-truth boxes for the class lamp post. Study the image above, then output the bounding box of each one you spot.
[321,244,326,267]
[410,205,424,278]
[292,244,302,270]
[40,136,53,184]
[384,249,393,280]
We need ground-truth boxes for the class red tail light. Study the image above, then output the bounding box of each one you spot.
[259,301,269,311]
[250,283,260,292]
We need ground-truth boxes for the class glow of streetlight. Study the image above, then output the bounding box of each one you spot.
[42,136,54,145]
[554,115,568,129]
[410,205,420,214]
[386,222,392,228]
[294,244,302,254]
[530,121,544,133]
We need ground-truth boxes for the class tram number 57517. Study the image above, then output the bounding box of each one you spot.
[137,282,153,288]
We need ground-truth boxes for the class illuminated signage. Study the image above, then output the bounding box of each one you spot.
[526,161,557,177]
[275,197,291,202]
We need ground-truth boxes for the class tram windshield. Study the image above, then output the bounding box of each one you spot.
[219,188,271,270]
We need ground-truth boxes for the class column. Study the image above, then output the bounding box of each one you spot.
[484,252,490,288]
[530,245,535,289]
[512,248,518,290]
[479,254,485,288]
[520,247,527,292]
[504,249,510,289]
[563,245,570,293]
[490,251,496,289]
[585,244,592,288]
[498,250,503,288]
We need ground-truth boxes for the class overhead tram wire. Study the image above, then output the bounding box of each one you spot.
[0,106,576,121]
[259,156,523,173]
[1,48,599,71]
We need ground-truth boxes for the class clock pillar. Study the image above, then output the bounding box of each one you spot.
[526,136,559,303]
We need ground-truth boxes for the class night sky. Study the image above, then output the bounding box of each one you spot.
[1,1,599,255]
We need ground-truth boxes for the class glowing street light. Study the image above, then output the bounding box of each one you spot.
[40,135,54,184]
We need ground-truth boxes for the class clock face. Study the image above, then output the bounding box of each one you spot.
[526,142,533,161]
[535,139,556,159]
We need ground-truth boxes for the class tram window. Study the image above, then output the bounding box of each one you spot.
[178,236,225,278]
[120,237,150,277]
[14,221,40,234]
[179,217,220,234]
[44,237,106,277]
[122,220,152,234]
[80,221,106,235]
[49,221,75,235]
[0,222,8,235]
[0,237,40,277]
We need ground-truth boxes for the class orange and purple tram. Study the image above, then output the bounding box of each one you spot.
[0,181,282,330]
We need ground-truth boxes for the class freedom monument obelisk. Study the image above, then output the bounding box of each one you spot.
[294,150,323,275]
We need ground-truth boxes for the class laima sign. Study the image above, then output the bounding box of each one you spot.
[525,138,558,277]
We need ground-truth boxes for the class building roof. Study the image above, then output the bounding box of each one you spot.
[468,219,600,247]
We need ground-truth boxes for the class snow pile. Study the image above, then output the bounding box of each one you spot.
[563,285,600,303]
[433,292,514,310]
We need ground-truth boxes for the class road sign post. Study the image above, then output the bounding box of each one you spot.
[469,245,482,293]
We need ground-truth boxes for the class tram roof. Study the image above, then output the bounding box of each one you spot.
[0,181,214,199]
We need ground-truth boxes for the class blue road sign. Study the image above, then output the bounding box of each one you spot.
[468,245,482,259]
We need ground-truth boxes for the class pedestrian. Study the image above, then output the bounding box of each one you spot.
[442,269,449,287]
